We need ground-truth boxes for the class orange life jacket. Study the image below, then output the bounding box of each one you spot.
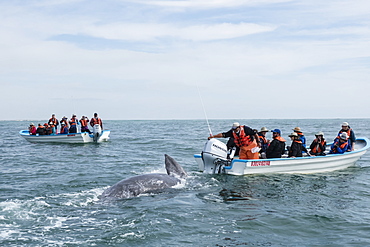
[337,128,352,140]
[233,126,252,147]
[91,117,102,126]
[49,117,58,125]
[331,141,348,153]
[311,140,326,153]
[275,136,286,142]
[69,117,77,126]
[80,119,88,127]
[259,134,267,144]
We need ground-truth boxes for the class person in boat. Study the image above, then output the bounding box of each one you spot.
[335,122,356,151]
[226,137,240,158]
[60,116,69,132]
[79,116,91,133]
[29,123,37,135]
[69,114,79,133]
[288,132,309,158]
[90,113,103,129]
[258,127,270,157]
[36,124,46,135]
[48,122,56,135]
[48,114,59,133]
[45,123,53,135]
[329,132,349,154]
[208,122,260,160]
[309,131,326,156]
[60,123,69,134]
[293,127,306,148]
[266,129,286,158]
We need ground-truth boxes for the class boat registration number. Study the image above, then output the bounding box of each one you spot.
[251,161,270,167]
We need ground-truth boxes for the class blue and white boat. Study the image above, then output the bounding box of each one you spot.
[20,125,110,144]
[194,137,370,175]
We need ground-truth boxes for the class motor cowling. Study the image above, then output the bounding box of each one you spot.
[202,138,229,174]
[93,124,102,142]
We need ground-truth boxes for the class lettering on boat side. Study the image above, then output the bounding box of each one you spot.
[212,143,227,153]
[67,134,75,137]
[251,161,270,167]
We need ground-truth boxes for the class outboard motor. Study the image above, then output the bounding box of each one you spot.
[202,138,230,174]
[93,124,102,142]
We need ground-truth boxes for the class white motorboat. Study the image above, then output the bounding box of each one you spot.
[194,137,370,175]
[20,124,110,144]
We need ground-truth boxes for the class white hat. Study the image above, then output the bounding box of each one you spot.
[289,132,298,137]
[340,132,348,140]
[342,122,349,127]
[315,131,324,136]
[260,127,269,132]
[232,122,240,129]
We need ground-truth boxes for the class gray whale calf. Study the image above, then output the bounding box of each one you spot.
[100,154,187,199]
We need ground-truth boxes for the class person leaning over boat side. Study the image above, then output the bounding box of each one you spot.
[288,132,310,158]
[329,132,349,154]
[90,113,103,129]
[36,124,46,135]
[266,129,286,159]
[28,123,37,135]
[208,122,261,160]
[69,114,79,133]
[80,116,91,133]
[309,131,326,156]
[60,123,68,134]
[258,127,270,157]
[293,127,306,148]
[335,122,356,151]
[48,114,59,133]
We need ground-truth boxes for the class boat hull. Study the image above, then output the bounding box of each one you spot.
[194,138,370,175]
[19,130,110,143]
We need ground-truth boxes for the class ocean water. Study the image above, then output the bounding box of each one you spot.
[1,119,370,246]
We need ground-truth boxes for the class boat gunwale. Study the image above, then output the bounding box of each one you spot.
[194,137,370,171]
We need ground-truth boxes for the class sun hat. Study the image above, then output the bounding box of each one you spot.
[289,132,298,137]
[340,132,348,140]
[260,127,269,132]
[293,127,302,132]
[315,131,324,136]
[232,122,240,129]
[342,122,349,127]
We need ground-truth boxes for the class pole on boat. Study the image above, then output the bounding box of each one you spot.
[197,85,213,137]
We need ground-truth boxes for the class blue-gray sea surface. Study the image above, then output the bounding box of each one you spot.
[1,119,370,246]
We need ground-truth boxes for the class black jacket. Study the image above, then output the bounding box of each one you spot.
[266,139,286,158]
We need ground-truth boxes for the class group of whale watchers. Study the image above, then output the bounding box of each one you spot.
[208,122,356,160]
[28,113,103,135]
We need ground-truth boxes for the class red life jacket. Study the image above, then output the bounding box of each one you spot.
[233,126,252,147]
[311,140,326,153]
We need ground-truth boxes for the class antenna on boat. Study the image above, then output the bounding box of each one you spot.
[197,84,213,137]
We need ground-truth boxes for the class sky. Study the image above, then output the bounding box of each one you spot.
[1,0,370,120]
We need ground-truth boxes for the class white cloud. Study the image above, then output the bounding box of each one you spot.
[81,22,275,42]
[133,0,292,8]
